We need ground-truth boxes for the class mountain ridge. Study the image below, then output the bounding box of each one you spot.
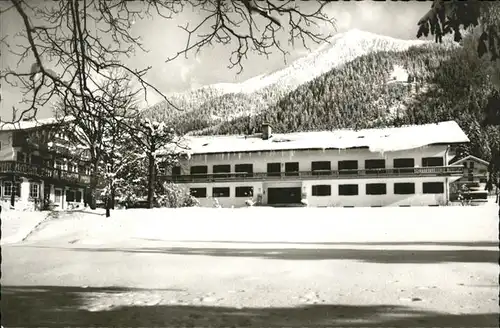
[145,29,449,127]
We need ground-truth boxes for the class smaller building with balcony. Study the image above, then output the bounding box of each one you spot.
[159,121,469,208]
[0,118,91,211]
[449,155,491,203]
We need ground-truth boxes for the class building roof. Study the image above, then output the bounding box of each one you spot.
[451,155,489,166]
[167,120,469,155]
[0,116,75,132]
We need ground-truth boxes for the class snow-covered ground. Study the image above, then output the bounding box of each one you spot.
[1,210,51,245]
[2,203,498,327]
[4,202,497,246]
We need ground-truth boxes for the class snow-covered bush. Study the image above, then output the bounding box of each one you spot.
[245,199,255,207]
[156,182,199,208]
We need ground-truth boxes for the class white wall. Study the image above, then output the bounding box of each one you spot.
[0,131,14,161]
[302,177,448,207]
[173,145,448,174]
[181,177,449,208]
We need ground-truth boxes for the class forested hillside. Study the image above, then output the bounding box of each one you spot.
[201,39,499,163]
[144,30,431,135]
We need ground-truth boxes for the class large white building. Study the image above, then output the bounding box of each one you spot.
[160,121,469,208]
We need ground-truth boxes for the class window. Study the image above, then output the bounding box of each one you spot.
[312,185,331,196]
[339,184,358,196]
[190,165,208,179]
[212,187,230,197]
[338,160,358,175]
[29,183,40,198]
[422,157,444,167]
[31,155,43,166]
[285,162,299,176]
[157,162,168,175]
[68,163,78,173]
[3,181,21,197]
[66,190,75,202]
[170,166,182,182]
[394,183,415,195]
[423,182,444,194]
[267,162,281,177]
[235,186,253,197]
[311,161,331,175]
[213,164,230,178]
[366,183,387,195]
[76,190,82,202]
[17,152,26,163]
[365,159,386,174]
[55,160,64,170]
[172,166,181,176]
[235,164,253,177]
[393,158,415,173]
[190,188,207,198]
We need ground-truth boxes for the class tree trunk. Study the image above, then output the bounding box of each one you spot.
[89,158,100,210]
[111,187,115,210]
[89,176,98,210]
[105,196,111,218]
[147,153,155,209]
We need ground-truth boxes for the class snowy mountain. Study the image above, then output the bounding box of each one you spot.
[214,29,430,94]
[145,29,442,131]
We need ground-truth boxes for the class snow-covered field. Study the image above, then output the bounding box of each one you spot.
[1,203,499,327]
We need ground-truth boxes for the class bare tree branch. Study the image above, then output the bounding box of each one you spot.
[1,0,334,124]
[167,0,334,74]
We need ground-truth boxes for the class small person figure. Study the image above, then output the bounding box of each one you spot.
[213,198,221,208]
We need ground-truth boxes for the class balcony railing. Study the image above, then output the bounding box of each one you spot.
[13,135,91,161]
[159,166,464,183]
[0,161,91,185]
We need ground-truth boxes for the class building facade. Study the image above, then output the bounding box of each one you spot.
[0,118,91,211]
[160,121,469,208]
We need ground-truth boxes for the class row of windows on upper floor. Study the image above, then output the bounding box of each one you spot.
[16,151,92,175]
[168,157,445,176]
[189,181,445,198]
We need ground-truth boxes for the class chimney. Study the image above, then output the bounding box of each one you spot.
[262,122,272,140]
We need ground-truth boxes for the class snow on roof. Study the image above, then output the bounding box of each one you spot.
[167,121,469,155]
[452,155,489,166]
[0,116,75,132]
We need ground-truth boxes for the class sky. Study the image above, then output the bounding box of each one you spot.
[0,1,432,119]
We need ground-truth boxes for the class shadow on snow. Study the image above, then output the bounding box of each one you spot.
[135,239,500,248]
[31,245,499,264]
[1,285,498,328]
